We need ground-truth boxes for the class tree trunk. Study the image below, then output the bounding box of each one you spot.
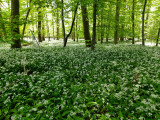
[0,7,7,40]
[76,18,79,42]
[101,9,104,44]
[63,3,78,47]
[156,25,160,46]
[11,0,21,48]
[38,10,42,42]
[42,21,45,41]
[56,8,60,40]
[91,0,97,50]
[132,0,135,44]
[46,14,50,41]
[52,14,55,40]
[114,0,120,45]
[81,3,91,47]
[106,4,112,43]
[61,0,65,43]
[21,0,32,41]
[142,0,147,46]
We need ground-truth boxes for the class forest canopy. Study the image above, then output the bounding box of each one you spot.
[0,0,160,48]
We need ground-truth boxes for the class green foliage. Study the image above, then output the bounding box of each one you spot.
[0,45,160,119]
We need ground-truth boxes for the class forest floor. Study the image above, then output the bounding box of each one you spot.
[0,40,160,119]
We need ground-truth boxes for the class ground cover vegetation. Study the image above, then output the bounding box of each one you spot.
[0,45,160,119]
[0,0,160,119]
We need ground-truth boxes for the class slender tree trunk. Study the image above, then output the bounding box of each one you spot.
[132,0,135,44]
[52,13,55,40]
[42,21,45,41]
[64,4,78,47]
[101,9,104,44]
[61,0,65,43]
[56,8,60,40]
[38,10,42,42]
[0,7,7,40]
[46,14,50,41]
[91,0,97,50]
[11,0,21,48]
[106,4,112,43]
[114,0,120,44]
[142,0,147,46]
[71,11,76,41]
[81,3,91,47]
[156,25,160,46]
[76,18,79,42]
[21,0,32,41]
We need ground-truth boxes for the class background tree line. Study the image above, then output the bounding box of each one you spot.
[0,0,160,49]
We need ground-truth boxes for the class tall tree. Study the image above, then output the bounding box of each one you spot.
[81,1,91,47]
[61,0,65,44]
[132,0,135,44]
[63,3,78,47]
[21,0,32,41]
[91,0,97,50]
[142,0,147,46]
[114,0,120,44]
[156,24,160,46]
[11,0,21,48]
[56,3,60,40]
[38,9,42,42]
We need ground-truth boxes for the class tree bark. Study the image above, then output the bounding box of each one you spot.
[114,0,120,44]
[91,0,97,50]
[21,0,32,41]
[106,4,112,43]
[76,18,79,42]
[101,10,104,44]
[132,0,135,44]
[142,0,147,46]
[61,0,65,44]
[42,21,45,41]
[63,4,78,47]
[81,3,91,47]
[38,10,42,42]
[11,0,21,48]
[56,7,60,40]
[156,25,160,46]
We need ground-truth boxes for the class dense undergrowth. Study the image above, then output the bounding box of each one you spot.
[0,45,160,119]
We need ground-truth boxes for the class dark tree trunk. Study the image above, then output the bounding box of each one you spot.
[81,3,91,47]
[61,0,65,43]
[106,4,112,43]
[38,10,42,42]
[42,21,45,41]
[114,0,120,44]
[76,18,79,42]
[11,0,21,48]
[156,26,160,46]
[100,8,104,44]
[91,0,97,50]
[21,0,32,41]
[132,0,135,44]
[142,0,147,46]
[71,11,76,41]
[63,4,78,47]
